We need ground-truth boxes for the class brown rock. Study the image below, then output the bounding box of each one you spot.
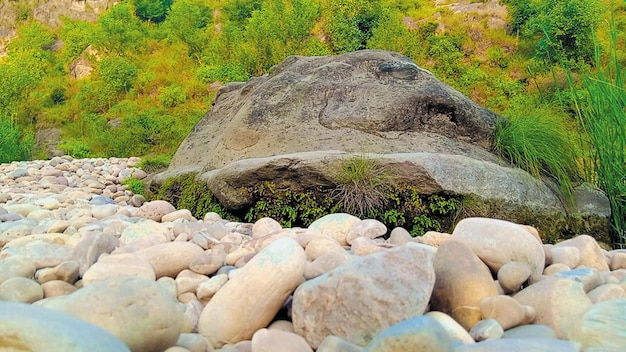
[198,238,306,347]
[554,235,608,271]
[135,200,177,222]
[305,236,344,261]
[189,248,226,275]
[497,261,531,294]
[513,277,591,339]
[251,328,313,352]
[136,242,204,278]
[451,218,545,276]
[345,219,387,245]
[431,240,499,330]
[251,217,282,238]
[587,283,626,303]
[480,295,527,330]
[41,280,78,298]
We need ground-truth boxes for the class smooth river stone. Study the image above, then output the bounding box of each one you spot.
[306,213,361,246]
[292,243,436,348]
[451,218,545,275]
[0,301,130,352]
[431,240,499,330]
[36,277,185,352]
[514,277,591,339]
[136,242,204,278]
[198,238,306,347]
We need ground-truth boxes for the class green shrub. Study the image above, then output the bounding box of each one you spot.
[197,63,250,84]
[59,139,92,159]
[158,85,187,107]
[0,120,33,163]
[493,99,580,196]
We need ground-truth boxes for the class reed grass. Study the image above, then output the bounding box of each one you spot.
[493,101,580,197]
[567,12,626,245]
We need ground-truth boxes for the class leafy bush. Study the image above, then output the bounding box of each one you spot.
[197,63,251,84]
[528,0,604,65]
[98,56,138,93]
[59,139,92,159]
[324,0,382,53]
[493,99,580,195]
[133,0,173,23]
[158,85,187,107]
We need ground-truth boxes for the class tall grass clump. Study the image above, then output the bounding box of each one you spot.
[493,100,580,196]
[331,154,393,217]
[567,13,626,246]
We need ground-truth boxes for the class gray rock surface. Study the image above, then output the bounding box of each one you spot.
[292,243,436,348]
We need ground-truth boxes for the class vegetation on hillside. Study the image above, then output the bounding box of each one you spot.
[1,0,625,243]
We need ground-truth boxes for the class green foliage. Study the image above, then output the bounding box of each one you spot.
[158,85,187,107]
[96,3,147,53]
[428,34,466,78]
[494,98,580,195]
[527,0,605,65]
[568,15,626,245]
[223,0,263,24]
[59,139,92,159]
[197,63,250,83]
[246,182,340,227]
[244,181,462,236]
[50,88,66,105]
[98,56,138,93]
[133,0,173,22]
[59,19,96,64]
[138,154,171,173]
[366,8,418,56]
[0,119,33,163]
[163,0,212,56]
[123,177,145,195]
[324,0,382,53]
[155,173,235,220]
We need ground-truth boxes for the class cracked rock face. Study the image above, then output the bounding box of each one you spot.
[168,50,502,172]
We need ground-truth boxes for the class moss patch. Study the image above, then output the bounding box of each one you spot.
[151,173,237,220]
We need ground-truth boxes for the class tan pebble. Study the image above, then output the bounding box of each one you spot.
[587,283,626,303]
[497,261,532,294]
[178,292,198,304]
[175,269,209,295]
[610,251,626,270]
[480,295,526,330]
[305,236,344,261]
[225,247,255,266]
[544,263,571,275]
[41,280,78,298]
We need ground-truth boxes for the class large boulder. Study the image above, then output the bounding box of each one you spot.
[153,50,610,242]
[167,50,500,172]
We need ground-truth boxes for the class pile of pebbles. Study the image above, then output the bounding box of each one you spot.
[1,156,626,352]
